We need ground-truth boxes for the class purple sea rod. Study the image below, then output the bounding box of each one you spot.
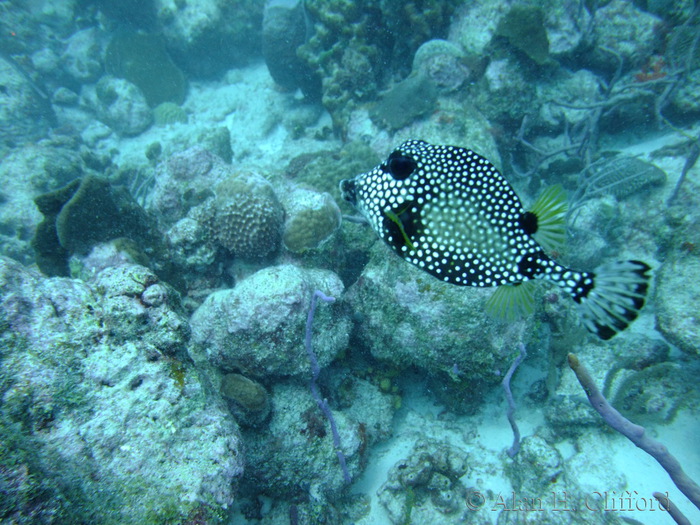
[305,290,351,484]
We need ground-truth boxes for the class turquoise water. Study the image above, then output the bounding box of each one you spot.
[0,1,699,524]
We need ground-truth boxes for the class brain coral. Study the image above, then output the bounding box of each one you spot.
[199,171,284,259]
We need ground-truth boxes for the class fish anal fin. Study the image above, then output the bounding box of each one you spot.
[485,280,537,322]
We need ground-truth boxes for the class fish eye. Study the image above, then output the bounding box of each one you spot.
[386,152,417,180]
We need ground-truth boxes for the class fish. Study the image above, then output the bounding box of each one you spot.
[339,140,651,340]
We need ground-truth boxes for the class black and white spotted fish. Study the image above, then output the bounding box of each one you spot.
[339,140,651,340]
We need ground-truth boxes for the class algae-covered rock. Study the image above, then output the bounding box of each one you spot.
[0,256,242,523]
[220,373,270,427]
[412,39,472,93]
[241,381,360,501]
[370,73,438,131]
[105,31,187,107]
[346,243,528,399]
[495,5,550,65]
[262,0,321,99]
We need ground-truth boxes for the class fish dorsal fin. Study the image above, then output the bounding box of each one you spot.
[485,280,537,322]
[529,184,567,255]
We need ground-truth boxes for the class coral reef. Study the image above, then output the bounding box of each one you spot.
[153,102,188,126]
[297,0,460,134]
[197,171,284,259]
[1,0,699,521]
[378,439,469,524]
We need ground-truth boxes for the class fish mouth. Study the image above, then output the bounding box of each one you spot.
[339,178,357,205]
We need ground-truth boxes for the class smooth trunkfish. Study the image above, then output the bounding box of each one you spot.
[340,140,651,340]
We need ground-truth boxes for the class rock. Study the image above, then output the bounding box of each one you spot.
[655,253,700,355]
[592,0,662,72]
[0,57,52,146]
[146,147,229,226]
[62,27,103,83]
[370,73,437,131]
[105,31,188,107]
[190,264,348,378]
[0,256,242,523]
[262,0,320,99]
[154,0,264,77]
[93,76,153,136]
[347,246,528,394]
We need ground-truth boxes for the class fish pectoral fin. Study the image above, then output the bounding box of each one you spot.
[485,281,536,322]
[384,201,422,251]
[529,184,568,255]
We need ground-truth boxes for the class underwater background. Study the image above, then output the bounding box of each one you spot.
[0,0,699,523]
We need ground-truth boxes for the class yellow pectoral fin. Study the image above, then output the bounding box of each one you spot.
[385,208,416,250]
[530,184,568,255]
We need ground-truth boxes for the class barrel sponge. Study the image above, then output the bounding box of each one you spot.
[282,188,341,253]
[105,30,187,107]
[202,171,284,259]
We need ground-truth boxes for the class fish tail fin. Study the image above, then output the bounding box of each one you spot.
[571,260,652,340]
